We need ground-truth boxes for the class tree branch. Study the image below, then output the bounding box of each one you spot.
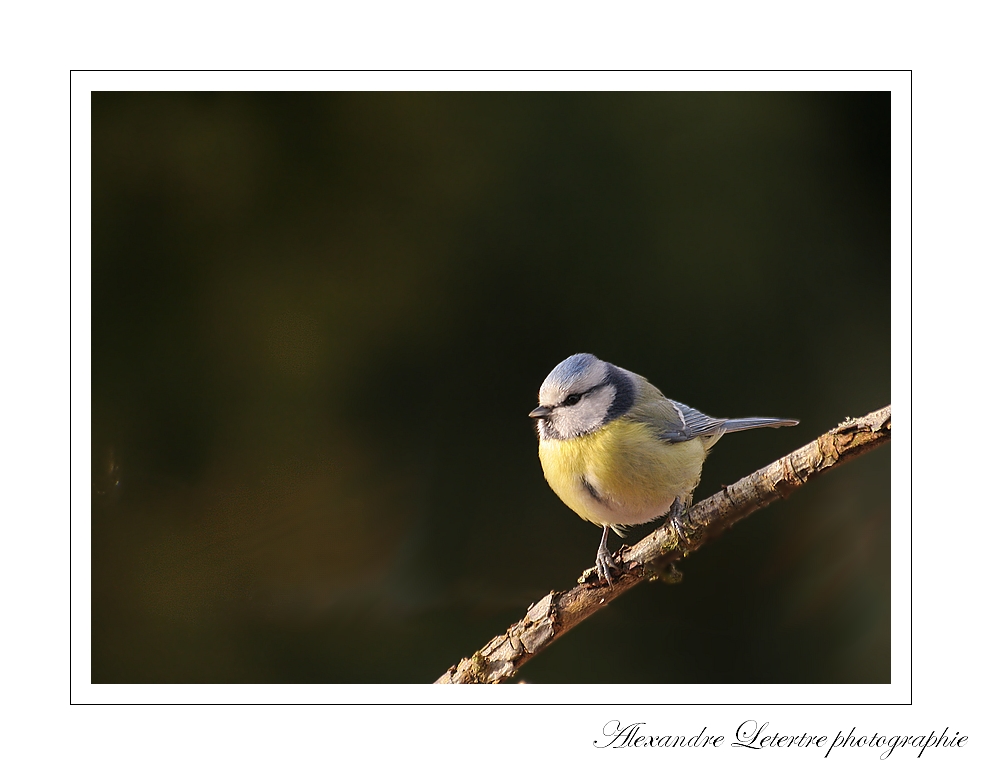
[434,405,891,684]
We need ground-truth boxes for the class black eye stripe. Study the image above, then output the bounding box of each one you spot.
[560,384,604,408]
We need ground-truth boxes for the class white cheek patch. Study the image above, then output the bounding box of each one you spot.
[551,383,616,439]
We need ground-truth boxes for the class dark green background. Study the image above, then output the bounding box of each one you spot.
[91,92,891,684]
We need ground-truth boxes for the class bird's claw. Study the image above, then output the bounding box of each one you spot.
[667,496,693,551]
[595,542,618,587]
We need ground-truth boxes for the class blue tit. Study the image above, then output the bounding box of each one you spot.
[529,353,798,585]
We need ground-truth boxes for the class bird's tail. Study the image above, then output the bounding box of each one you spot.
[720,417,799,434]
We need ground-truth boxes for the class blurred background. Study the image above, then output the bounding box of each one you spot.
[90,91,890,684]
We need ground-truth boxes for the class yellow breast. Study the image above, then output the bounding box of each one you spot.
[537,418,708,528]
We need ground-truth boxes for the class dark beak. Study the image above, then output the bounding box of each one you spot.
[529,405,552,419]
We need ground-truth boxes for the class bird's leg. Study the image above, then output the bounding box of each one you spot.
[595,524,618,586]
[667,495,693,550]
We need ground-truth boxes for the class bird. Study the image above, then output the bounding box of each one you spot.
[529,353,798,586]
